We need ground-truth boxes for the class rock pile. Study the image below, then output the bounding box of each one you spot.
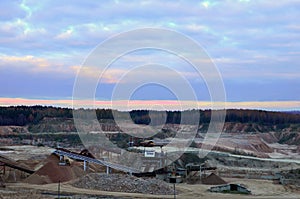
[72,173,174,195]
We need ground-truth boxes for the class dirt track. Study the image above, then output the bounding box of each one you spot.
[3,177,299,199]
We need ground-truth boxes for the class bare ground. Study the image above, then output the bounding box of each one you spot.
[2,177,299,199]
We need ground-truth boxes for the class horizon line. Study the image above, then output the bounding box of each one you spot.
[0,97,299,111]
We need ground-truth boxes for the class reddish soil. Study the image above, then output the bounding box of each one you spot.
[201,173,227,185]
[24,154,85,184]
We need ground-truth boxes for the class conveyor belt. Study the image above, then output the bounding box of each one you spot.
[53,149,140,173]
[0,155,34,174]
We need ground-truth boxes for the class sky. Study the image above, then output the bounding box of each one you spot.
[0,0,299,110]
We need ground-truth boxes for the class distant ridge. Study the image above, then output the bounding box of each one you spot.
[284,111,300,115]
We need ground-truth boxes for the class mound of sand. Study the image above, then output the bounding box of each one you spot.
[201,173,226,185]
[24,154,85,184]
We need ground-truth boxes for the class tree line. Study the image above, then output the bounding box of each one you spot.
[0,106,299,126]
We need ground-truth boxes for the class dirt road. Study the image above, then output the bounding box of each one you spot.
[3,177,299,199]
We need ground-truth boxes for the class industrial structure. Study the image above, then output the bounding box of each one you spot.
[209,184,251,194]
[0,155,34,174]
[53,148,140,174]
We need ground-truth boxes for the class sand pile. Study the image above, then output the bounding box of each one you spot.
[201,173,226,185]
[24,154,84,184]
[72,173,174,195]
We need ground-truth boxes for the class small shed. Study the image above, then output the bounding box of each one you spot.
[209,184,251,194]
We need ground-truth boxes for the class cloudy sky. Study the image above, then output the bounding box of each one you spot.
[0,0,299,110]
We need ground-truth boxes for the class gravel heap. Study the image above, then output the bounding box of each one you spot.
[72,173,174,195]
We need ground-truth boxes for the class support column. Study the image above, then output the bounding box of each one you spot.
[200,164,202,182]
[83,160,88,171]
[106,166,110,174]
[59,155,64,161]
